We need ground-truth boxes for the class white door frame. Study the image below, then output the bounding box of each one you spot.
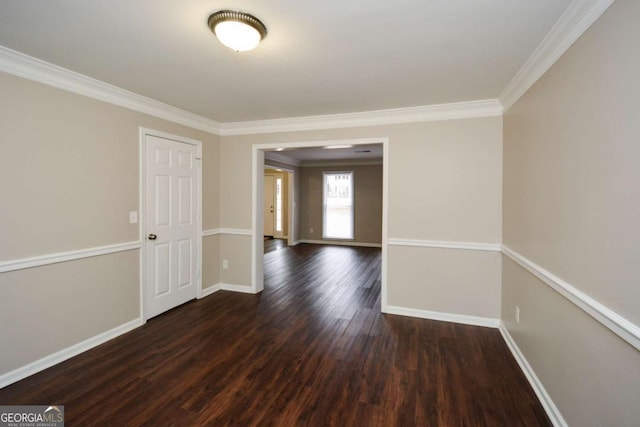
[139,127,203,322]
[251,138,389,312]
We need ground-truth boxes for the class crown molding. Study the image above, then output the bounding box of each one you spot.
[500,0,616,111]
[8,0,615,139]
[219,99,503,136]
[0,1,615,134]
[0,45,222,134]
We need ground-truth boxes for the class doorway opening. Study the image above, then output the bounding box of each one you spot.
[251,138,389,313]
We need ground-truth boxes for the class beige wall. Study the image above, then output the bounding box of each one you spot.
[0,71,220,375]
[502,257,640,426]
[502,1,640,425]
[388,120,502,243]
[0,251,139,373]
[219,234,252,286]
[299,164,382,244]
[220,118,503,315]
[388,246,501,318]
[202,235,220,288]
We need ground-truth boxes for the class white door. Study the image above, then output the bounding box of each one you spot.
[264,174,275,236]
[145,134,198,319]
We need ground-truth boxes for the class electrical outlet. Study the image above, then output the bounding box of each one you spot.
[515,306,520,324]
[309,228,314,234]
[223,259,229,269]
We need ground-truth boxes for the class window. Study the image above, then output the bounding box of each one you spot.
[323,172,354,239]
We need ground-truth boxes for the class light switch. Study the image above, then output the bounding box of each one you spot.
[129,211,138,224]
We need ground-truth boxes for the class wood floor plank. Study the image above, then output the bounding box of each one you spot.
[0,242,551,426]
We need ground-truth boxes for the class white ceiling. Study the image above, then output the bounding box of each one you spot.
[0,0,571,123]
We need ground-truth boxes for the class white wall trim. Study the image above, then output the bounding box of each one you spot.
[500,0,616,111]
[200,284,221,298]
[300,239,382,248]
[219,283,257,294]
[501,245,640,352]
[219,228,252,236]
[221,100,503,135]
[388,238,501,252]
[386,305,500,328]
[202,228,252,236]
[0,317,143,389]
[499,322,567,427]
[0,45,221,134]
[170,281,256,299]
[0,46,502,138]
[0,241,141,273]
[0,0,614,137]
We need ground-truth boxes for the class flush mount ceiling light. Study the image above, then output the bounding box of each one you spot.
[208,10,267,52]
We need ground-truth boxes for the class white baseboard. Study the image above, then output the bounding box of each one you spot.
[219,283,256,294]
[385,305,500,328]
[499,322,567,427]
[200,284,221,298]
[0,317,143,389]
[300,239,382,248]
[290,240,302,246]
[200,283,255,295]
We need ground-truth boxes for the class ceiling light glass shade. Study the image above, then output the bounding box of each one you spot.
[208,10,267,52]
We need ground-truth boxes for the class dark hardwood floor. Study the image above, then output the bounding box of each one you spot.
[0,243,551,426]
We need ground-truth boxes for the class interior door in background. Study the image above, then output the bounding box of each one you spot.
[264,174,275,236]
[145,134,198,319]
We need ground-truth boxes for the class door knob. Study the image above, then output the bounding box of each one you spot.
[148,234,157,240]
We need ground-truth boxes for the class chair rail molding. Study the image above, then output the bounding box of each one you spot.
[501,245,640,351]
[202,228,252,237]
[388,238,501,252]
[0,241,141,273]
